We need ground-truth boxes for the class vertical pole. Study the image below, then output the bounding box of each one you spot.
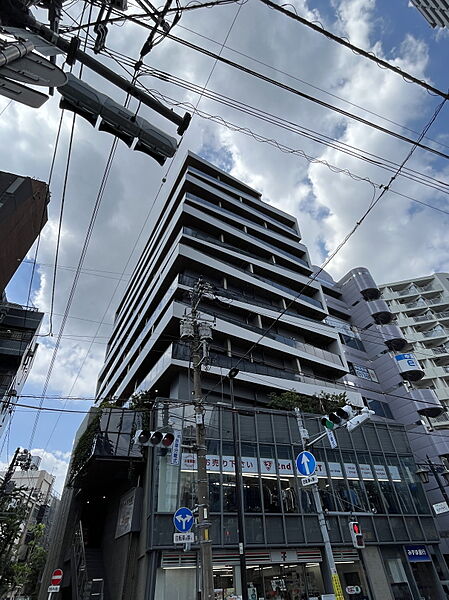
[427,456,449,505]
[191,284,214,600]
[0,447,21,497]
[311,484,344,599]
[230,378,248,600]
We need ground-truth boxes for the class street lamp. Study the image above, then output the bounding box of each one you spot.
[416,456,449,506]
[415,467,430,485]
[227,368,249,600]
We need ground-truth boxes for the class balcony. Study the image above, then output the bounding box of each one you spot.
[422,328,448,340]
[429,410,449,429]
[366,298,393,325]
[69,408,144,490]
[350,269,381,300]
[404,299,427,310]
[433,346,449,356]
[397,286,420,298]
[413,314,434,323]
[208,310,343,367]
[376,324,407,351]
[428,296,449,306]
[409,388,443,418]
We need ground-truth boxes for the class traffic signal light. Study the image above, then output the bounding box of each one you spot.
[133,430,175,447]
[346,407,375,433]
[321,404,356,430]
[349,521,365,548]
[58,73,177,165]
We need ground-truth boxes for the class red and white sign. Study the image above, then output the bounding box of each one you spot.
[51,569,63,586]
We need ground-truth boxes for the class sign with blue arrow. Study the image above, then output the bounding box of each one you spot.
[296,451,317,477]
[173,507,194,533]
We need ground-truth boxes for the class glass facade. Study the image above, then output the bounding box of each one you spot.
[150,406,436,549]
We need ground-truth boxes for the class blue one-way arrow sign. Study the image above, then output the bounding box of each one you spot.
[296,451,316,476]
[173,507,194,533]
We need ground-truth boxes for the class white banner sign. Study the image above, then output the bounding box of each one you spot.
[180,454,401,482]
[344,463,358,479]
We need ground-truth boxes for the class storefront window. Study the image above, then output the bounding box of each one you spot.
[400,456,431,514]
[209,473,221,512]
[379,481,400,514]
[179,471,197,508]
[262,476,282,512]
[243,476,262,512]
[280,479,298,513]
[364,481,385,513]
[223,474,237,512]
[300,487,314,513]
[347,480,369,512]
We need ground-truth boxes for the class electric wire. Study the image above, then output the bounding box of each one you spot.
[198,94,448,404]
[88,10,449,164]
[257,0,449,103]
[88,39,449,201]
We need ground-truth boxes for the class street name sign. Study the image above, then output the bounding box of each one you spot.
[433,501,449,515]
[174,532,195,544]
[301,475,318,487]
[296,451,316,476]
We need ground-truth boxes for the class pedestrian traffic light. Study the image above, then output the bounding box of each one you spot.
[58,73,177,164]
[133,430,175,447]
[349,521,365,548]
[321,404,356,430]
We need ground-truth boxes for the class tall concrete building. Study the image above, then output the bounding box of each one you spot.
[409,0,449,28]
[42,153,449,600]
[0,171,48,439]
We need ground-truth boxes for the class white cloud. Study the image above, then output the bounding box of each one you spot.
[2,0,448,458]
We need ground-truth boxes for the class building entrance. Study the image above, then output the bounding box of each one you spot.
[213,562,324,599]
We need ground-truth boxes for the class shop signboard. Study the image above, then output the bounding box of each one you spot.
[180,454,402,483]
[405,545,431,562]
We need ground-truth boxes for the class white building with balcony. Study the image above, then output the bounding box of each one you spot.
[380,274,449,430]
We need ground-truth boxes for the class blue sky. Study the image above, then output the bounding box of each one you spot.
[2,0,449,491]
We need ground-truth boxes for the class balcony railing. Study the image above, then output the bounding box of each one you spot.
[433,346,449,355]
[414,314,433,322]
[398,287,419,297]
[422,329,448,338]
[207,309,342,366]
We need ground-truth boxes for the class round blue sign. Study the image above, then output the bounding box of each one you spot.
[173,507,194,532]
[296,451,316,476]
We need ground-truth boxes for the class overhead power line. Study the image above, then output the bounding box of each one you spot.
[258,0,449,103]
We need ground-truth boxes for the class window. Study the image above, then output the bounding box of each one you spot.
[368,399,393,419]
[340,333,365,352]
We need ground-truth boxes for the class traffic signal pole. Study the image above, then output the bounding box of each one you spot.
[311,483,343,598]
[20,15,191,134]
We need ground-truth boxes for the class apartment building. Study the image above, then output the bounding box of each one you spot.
[41,153,449,600]
[409,0,449,28]
[380,274,449,427]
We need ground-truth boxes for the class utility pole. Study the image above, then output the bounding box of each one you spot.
[0,447,32,497]
[180,279,214,600]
